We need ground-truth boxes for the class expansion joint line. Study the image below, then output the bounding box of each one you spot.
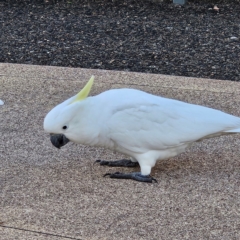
[0,225,83,240]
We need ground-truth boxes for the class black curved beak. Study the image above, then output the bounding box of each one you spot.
[50,134,70,149]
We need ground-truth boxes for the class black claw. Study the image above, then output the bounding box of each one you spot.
[103,172,121,177]
[103,172,158,183]
[95,160,110,166]
[99,160,111,166]
[151,177,158,183]
[95,159,139,167]
[94,160,100,165]
[94,160,108,165]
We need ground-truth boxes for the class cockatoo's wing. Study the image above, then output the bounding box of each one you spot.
[107,98,240,153]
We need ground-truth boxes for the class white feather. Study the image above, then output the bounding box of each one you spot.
[44,88,240,176]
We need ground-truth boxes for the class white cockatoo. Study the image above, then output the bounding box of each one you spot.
[44,76,240,183]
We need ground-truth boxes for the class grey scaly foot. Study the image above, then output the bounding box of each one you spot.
[95,159,139,167]
[104,172,157,183]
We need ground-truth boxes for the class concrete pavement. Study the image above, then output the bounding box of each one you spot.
[0,63,240,239]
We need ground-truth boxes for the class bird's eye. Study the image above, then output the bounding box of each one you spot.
[62,125,68,130]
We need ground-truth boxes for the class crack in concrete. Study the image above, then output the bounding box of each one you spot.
[0,225,83,240]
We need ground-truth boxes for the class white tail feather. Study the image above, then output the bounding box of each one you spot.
[226,128,240,133]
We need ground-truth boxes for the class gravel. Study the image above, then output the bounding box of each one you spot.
[0,0,240,81]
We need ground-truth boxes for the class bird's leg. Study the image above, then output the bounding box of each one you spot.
[104,172,157,183]
[98,158,157,183]
[95,159,139,167]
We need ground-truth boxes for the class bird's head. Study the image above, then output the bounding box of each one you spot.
[43,76,94,149]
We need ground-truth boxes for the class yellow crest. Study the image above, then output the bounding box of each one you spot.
[70,76,94,104]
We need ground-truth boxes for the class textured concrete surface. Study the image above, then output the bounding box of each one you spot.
[0,63,240,240]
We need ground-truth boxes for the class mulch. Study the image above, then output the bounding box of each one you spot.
[1,0,240,81]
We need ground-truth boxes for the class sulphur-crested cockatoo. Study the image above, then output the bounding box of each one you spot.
[44,76,240,183]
